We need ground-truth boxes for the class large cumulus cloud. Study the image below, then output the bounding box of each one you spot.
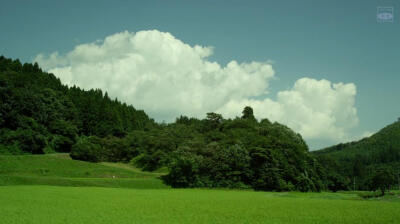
[35,30,359,144]
[217,78,358,142]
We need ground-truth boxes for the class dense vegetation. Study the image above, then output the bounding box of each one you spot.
[0,56,154,155]
[313,120,400,193]
[67,107,327,191]
[4,55,397,193]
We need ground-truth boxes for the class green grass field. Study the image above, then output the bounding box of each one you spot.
[0,153,162,178]
[1,186,400,224]
[1,154,400,223]
[0,154,167,189]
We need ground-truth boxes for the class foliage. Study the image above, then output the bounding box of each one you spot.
[0,128,46,154]
[313,120,400,191]
[161,113,324,191]
[241,106,255,120]
[70,136,138,163]
[1,56,331,192]
[70,137,103,162]
[369,167,396,195]
[0,56,154,154]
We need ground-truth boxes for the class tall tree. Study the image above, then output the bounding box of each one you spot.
[242,106,255,120]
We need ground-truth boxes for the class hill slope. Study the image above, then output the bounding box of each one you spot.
[313,120,400,190]
[0,56,155,155]
[0,154,167,189]
[1,56,327,192]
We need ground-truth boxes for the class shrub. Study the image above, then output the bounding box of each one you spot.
[50,135,75,153]
[8,129,46,154]
[70,138,102,162]
[162,151,204,188]
[358,191,382,199]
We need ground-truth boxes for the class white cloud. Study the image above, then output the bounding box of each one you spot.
[217,78,359,142]
[35,30,360,143]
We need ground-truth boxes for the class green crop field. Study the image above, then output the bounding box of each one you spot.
[0,186,400,224]
[1,154,400,224]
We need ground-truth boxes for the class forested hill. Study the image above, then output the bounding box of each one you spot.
[312,120,400,190]
[0,56,155,154]
[1,56,330,192]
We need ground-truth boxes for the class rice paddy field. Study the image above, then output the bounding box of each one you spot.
[1,154,400,224]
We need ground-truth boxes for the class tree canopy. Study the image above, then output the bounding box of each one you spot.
[0,56,354,192]
[0,56,154,155]
[313,120,400,191]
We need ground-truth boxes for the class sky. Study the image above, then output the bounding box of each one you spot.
[1,0,399,150]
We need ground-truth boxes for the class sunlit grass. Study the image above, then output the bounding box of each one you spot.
[1,186,400,224]
[0,154,160,178]
[0,154,168,189]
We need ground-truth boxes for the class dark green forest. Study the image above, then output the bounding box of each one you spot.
[1,56,398,193]
[0,56,155,154]
[313,120,400,193]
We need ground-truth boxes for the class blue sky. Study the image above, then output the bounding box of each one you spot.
[1,0,399,149]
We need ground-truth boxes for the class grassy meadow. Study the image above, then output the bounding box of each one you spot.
[1,154,400,224]
[0,154,167,189]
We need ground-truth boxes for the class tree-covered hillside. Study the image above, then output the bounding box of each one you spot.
[69,108,328,191]
[0,56,155,154]
[313,120,400,191]
[1,56,335,192]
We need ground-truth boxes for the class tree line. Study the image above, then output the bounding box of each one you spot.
[0,56,154,155]
[3,56,395,193]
